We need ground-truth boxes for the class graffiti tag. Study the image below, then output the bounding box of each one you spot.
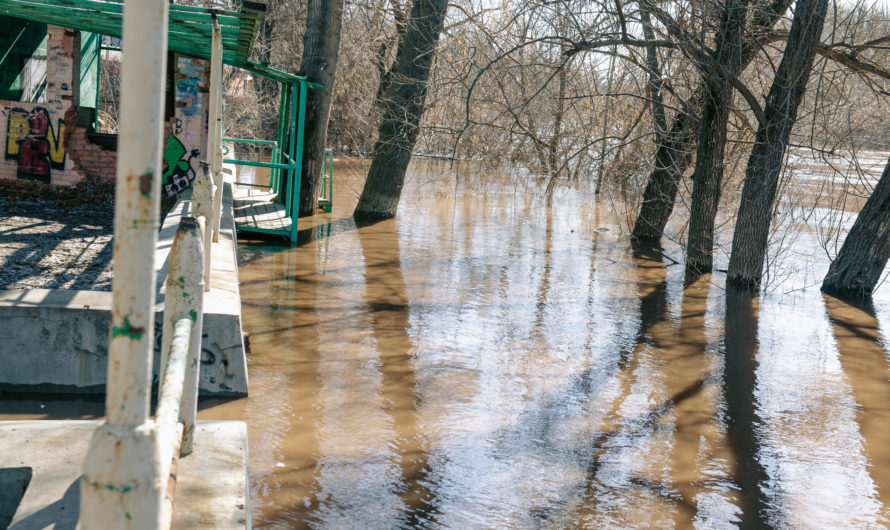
[5,107,66,183]
[162,135,199,196]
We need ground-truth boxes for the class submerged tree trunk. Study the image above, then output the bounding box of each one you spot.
[727,0,827,290]
[684,0,750,281]
[630,110,696,246]
[353,0,448,221]
[631,0,793,249]
[297,0,345,217]
[821,158,890,299]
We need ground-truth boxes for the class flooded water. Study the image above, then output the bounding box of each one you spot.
[5,156,890,527]
[203,157,890,527]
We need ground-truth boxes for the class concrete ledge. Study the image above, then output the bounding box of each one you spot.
[0,180,248,396]
[0,420,249,529]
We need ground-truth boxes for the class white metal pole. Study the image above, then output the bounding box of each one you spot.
[209,18,224,243]
[80,0,169,526]
[194,163,213,291]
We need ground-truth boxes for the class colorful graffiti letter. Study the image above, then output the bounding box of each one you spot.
[5,107,66,183]
[162,135,199,196]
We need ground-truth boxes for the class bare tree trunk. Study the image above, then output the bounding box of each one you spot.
[374,1,410,111]
[631,0,793,249]
[297,0,345,217]
[254,13,278,140]
[727,0,828,290]
[640,4,667,145]
[594,45,616,195]
[354,0,448,221]
[630,110,696,246]
[685,0,750,281]
[821,157,890,299]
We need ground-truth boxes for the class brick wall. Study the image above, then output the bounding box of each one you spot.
[63,106,116,181]
[0,25,82,187]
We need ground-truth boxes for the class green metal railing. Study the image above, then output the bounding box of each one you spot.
[318,148,333,213]
[222,137,280,189]
[222,75,307,242]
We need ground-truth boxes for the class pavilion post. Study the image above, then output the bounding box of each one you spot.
[79,0,169,525]
[209,17,224,244]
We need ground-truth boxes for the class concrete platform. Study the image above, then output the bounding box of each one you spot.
[0,180,248,396]
[0,420,249,529]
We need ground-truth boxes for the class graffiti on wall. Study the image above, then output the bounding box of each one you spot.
[161,55,209,198]
[5,107,66,183]
[162,135,199,196]
[176,57,206,117]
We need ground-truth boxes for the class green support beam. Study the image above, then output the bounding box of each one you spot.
[0,0,266,68]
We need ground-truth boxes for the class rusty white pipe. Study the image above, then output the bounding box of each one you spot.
[194,164,213,291]
[156,316,191,529]
[155,217,203,525]
[156,318,192,430]
[209,17,224,243]
[167,218,205,455]
[80,0,169,525]
[158,217,204,413]
[156,316,191,489]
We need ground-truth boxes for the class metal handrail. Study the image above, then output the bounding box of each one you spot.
[155,216,205,526]
[222,158,296,170]
[222,137,277,146]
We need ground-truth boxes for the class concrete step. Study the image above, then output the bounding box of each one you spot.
[0,179,248,397]
[0,420,249,529]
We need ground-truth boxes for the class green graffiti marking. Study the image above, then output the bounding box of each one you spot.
[162,136,188,183]
[189,308,198,322]
[161,135,199,196]
[112,316,145,340]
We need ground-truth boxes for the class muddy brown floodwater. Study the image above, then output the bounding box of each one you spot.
[205,156,890,528]
[4,156,890,528]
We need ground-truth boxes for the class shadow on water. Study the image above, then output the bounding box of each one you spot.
[723,286,770,528]
[354,219,438,528]
[824,294,890,520]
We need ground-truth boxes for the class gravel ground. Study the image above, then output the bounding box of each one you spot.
[0,198,115,291]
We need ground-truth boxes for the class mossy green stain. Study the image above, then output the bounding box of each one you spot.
[112,316,145,340]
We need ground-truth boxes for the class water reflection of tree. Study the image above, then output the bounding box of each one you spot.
[824,294,890,519]
[356,219,437,526]
[723,286,770,528]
